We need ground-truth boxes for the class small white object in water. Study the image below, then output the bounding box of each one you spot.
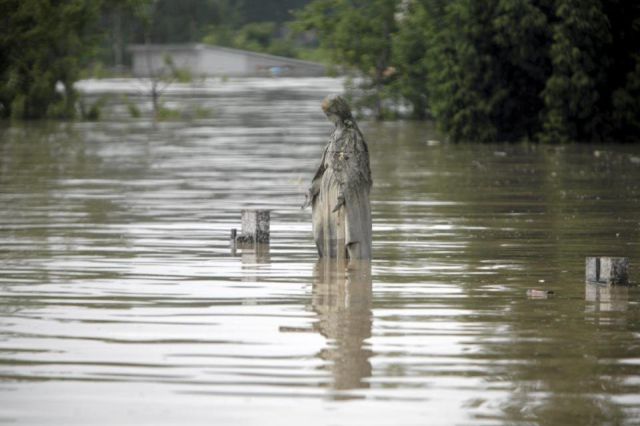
[527,289,554,298]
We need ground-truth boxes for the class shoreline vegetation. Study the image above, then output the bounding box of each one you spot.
[1,0,638,143]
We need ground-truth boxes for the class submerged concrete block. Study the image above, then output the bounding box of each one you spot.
[236,210,270,244]
[585,257,629,285]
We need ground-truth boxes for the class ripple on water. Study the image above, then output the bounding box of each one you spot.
[1,77,640,425]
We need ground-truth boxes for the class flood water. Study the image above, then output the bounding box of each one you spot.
[1,78,640,425]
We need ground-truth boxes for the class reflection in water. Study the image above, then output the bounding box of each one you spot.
[312,260,372,392]
[586,283,629,313]
[238,243,271,284]
[237,242,271,264]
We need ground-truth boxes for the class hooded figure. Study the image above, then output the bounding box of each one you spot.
[302,95,372,260]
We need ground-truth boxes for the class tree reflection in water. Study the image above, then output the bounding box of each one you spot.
[312,259,372,395]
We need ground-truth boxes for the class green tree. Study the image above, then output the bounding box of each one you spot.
[295,0,399,119]
[0,0,102,119]
[382,0,639,142]
[234,22,277,51]
[391,1,431,119]
[144,0,238,43]
[237,0,314,24]
[413,0,638,143]
[602,0,640,142]
[490,0,551,140]
[540,0,611,142]
[99,0,156,72]
[611,55,640,142]
[419,0,551,142]
[424,0,501,142]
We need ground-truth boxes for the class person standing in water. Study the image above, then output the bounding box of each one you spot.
[302,95,372,260]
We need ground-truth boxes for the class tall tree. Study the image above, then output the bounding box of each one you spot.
[295,0,399,119]
[0,0,102,119]
[237,0,314,24]
[424,0,502,142]
[540,0,611,142]
[144,0,239,43]
[392,1,432,119]
[391,0,638,143]
[602,0,640,142]
[100,0,154,71]
[611,56,640,142]
[490,0,551,140]
[420,0,551,142]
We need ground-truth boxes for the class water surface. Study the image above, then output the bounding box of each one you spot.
[1,78,640,425]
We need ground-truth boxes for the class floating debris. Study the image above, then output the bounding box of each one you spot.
[527,289,555,299]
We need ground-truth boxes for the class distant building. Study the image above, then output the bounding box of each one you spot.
[128,43,325,78]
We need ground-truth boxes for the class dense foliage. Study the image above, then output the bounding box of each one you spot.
[0,0,314,120]
[295,0,397,119]
[299,0,640,142]
[0,0,101,119]
[2,0,639,142]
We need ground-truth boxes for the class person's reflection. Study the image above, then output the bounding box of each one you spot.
[312,259,372,392]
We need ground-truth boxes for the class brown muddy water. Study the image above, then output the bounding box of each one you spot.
[1,78,640,425]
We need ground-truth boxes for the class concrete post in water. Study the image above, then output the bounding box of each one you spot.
[235,210,270,244]
[585,257,629,285]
